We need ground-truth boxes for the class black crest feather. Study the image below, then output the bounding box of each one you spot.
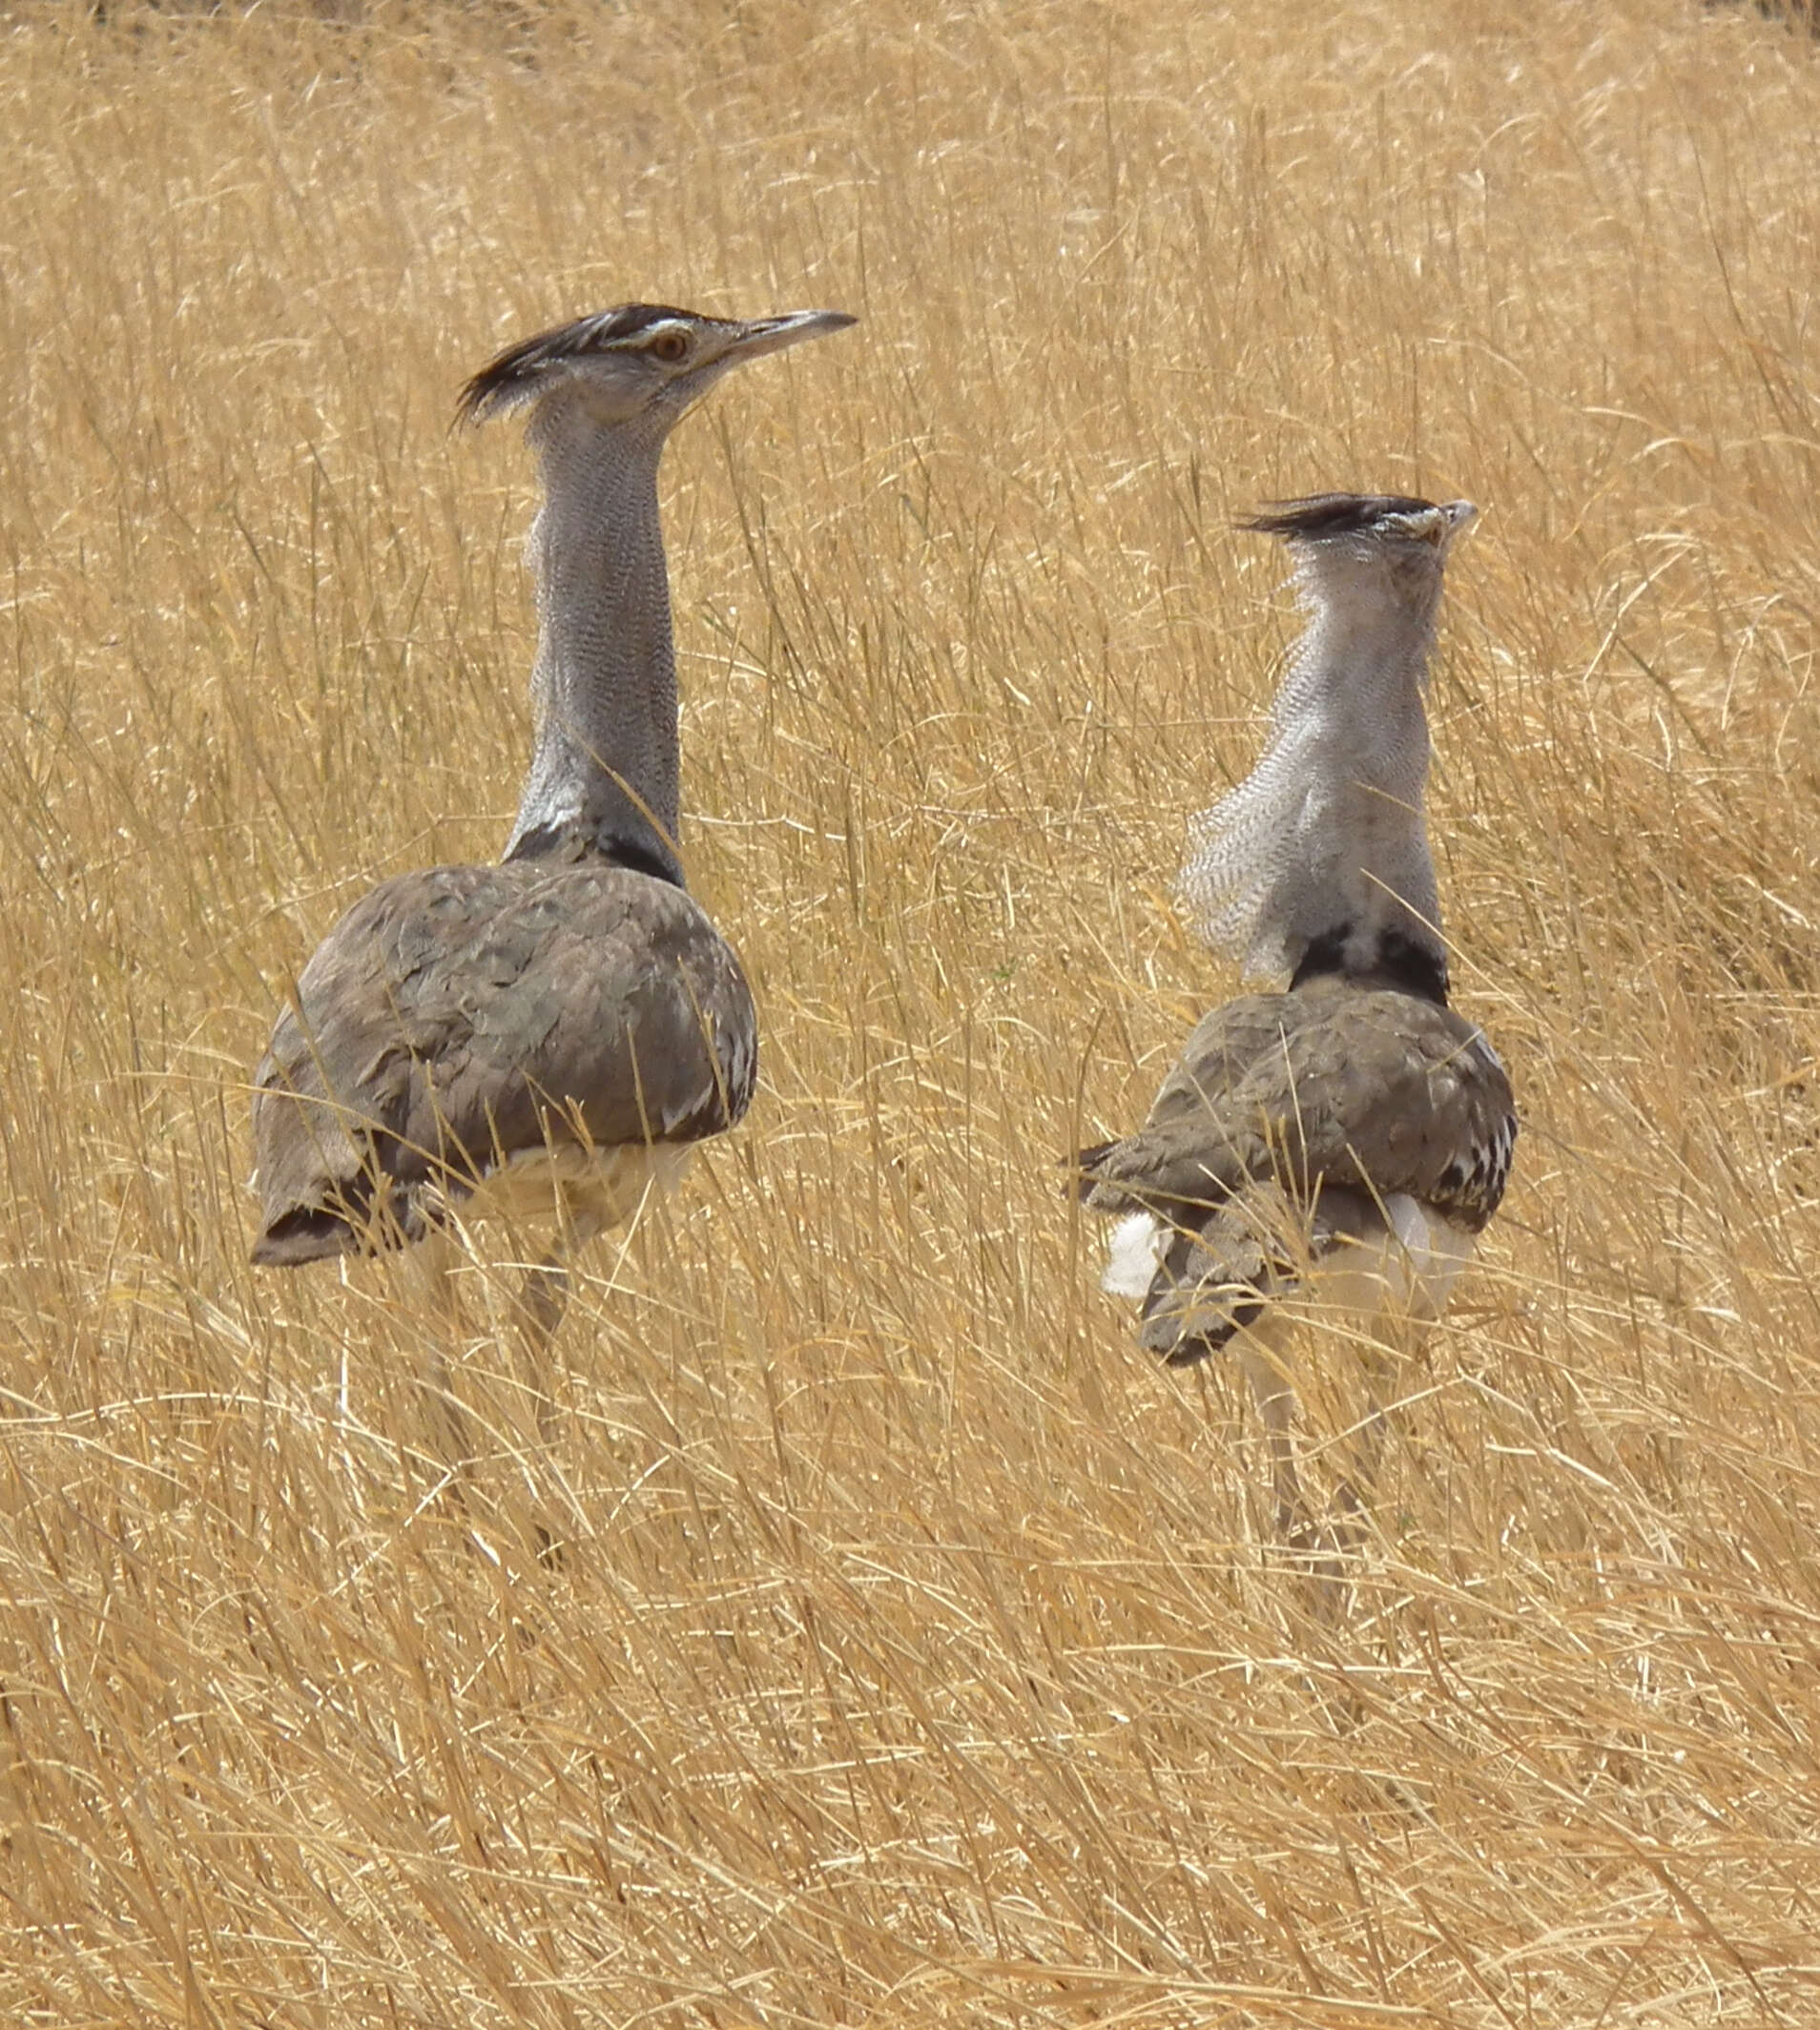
[457,303,700,425]
[1240,492,1440,542]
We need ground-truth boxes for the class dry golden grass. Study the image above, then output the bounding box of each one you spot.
[3,0,1820,2020]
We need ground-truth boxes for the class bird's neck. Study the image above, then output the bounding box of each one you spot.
[1180,569,1449,990]
[506,422,685,883]
[1279,580,1448,994]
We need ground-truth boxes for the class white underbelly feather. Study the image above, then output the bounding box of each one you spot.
[461,1140,695,1232]
[1101,1195,1477,1326]
[1310,1194,1477,1323]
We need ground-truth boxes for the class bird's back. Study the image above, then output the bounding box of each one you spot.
[252,858,755,1265]
[1079,975,1515,1363]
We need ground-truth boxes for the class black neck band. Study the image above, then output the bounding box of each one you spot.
[1291,923,1450,1005]
[507,821,685,887]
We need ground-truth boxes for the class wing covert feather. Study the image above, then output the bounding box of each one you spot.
[252,861,755,1258]
[1080,977,1515,1232]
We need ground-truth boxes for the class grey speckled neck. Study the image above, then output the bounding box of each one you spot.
[505,404,683,882]
[1179,537,1449,982]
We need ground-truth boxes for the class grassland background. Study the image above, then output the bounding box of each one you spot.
[3,0,1820,2022]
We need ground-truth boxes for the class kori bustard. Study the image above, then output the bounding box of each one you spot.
[1077,493,1515,1555]
[250,303,853,1354]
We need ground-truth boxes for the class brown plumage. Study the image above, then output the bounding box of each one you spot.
[1079,491,1511,1576]
[252,859,755,1266]
[1078,973,1515,1366]
[249,303,852,1283]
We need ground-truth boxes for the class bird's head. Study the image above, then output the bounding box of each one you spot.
[1244,492,1476,630]
[457,302,857,440]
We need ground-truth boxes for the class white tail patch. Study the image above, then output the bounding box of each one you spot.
[1312,1193,1477,1323]
[1102,1212,1164,1300]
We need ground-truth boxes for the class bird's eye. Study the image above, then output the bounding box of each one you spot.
[649,329,689,362]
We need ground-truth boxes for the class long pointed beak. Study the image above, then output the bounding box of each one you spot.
[729,309,858,361]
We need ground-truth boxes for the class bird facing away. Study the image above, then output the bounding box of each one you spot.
[1077,493,1515,1554]
[251,304,854,1296]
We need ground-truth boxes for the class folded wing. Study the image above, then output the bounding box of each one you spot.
[252,861,756,1265]
[1078,977,1516,1361]
[1080,976,1514,1232]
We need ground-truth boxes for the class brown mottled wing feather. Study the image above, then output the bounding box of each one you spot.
[251,861,755,1265]
[1133,1200,1281,1365]
[1078,975,1516,1234]
[1077,991,1305,1188]
[1130,1183,1397,1366]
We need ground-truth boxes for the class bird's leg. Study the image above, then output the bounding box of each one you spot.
[1233,1330,1308,1543]
[1235,1325,1361,1623]
[386,1225,477,1497]
[505,1193,607,1567]
[515,1249,570,1457]
[518,1253,570,1388]
[514,1195,606,1441]
[1334,1337,1398,1528]
[1316,1327,1414,1623]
